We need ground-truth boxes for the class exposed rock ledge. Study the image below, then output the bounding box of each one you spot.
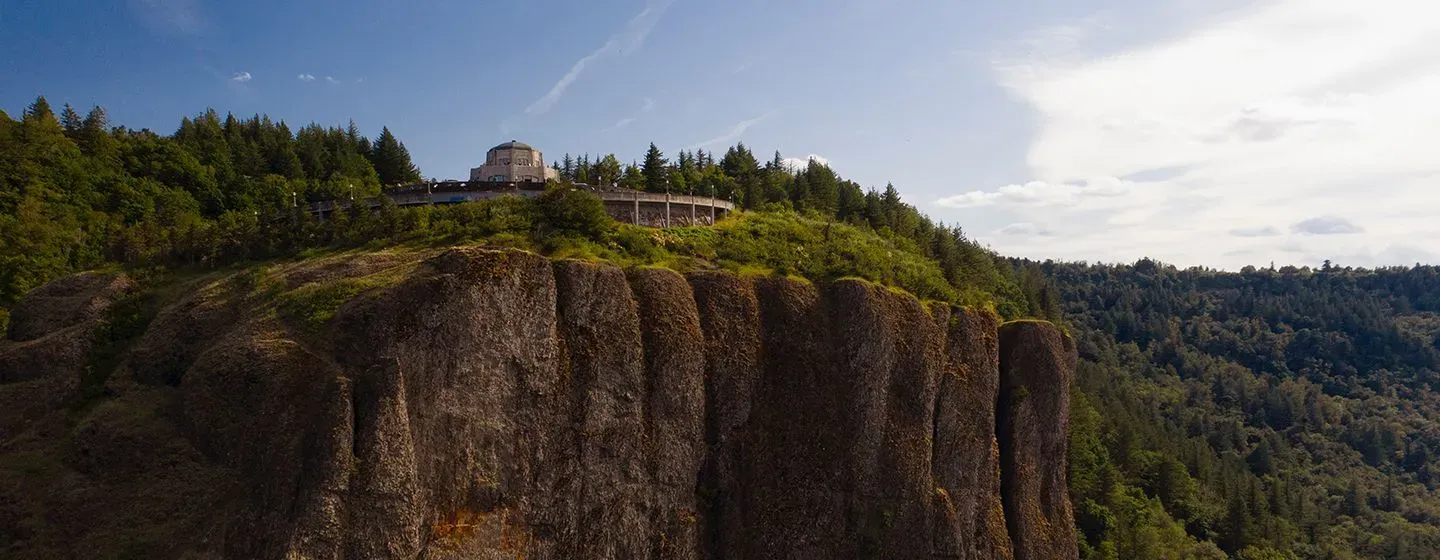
[0,248,1077,559]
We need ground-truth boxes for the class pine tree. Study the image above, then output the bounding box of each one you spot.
[24,96,54,123]
[369,126,421,184]
[642,142,668,193]
[59,104,82,136]
[81,106,108,135]
[576,154,591,184]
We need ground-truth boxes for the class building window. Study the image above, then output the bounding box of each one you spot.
[501,158,511,165]
[490,175,507,182]
[517,158,530,166]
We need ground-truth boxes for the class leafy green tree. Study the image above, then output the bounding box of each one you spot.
[533,182,612,239]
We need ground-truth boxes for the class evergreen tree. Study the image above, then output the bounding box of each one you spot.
[24,96,54,123]
[561,153,576,180]
[642,142,668,193]
[368,126,421,185]
[59,104,82,136]
[575,154,591,184]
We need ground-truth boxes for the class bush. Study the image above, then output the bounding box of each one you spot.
[534,184,613,240]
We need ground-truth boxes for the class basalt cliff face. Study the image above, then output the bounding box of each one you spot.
[0,248,1077,560]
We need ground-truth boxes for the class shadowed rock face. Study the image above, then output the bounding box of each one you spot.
[935,309,1015,560]
[998,322,1079,560]
[0,248,1077,559]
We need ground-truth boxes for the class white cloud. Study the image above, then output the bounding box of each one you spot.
[689,112,777,150]
[781,154,831,171]
[1292,216,1364,235]
[935,177,1132,208]
[298,73,316,82]
[325,76,341,84]
[997,222,1056,237]
[956,0,1440,268]
[230,72,252,83]
[526,1,674,115]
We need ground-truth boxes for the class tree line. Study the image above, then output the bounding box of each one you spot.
[1,96,1060,329]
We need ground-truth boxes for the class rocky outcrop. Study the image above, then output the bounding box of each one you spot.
[998,322,1079,560]
[0,272,133,440]
[5,272,133,343]
[0,248,1078,559]
[935,309,1015,560]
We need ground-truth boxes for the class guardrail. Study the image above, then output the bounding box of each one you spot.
[307,188,736,227]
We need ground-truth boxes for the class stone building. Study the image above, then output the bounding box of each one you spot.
[469,140,560,183]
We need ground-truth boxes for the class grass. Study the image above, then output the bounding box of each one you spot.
[274,263,417,330]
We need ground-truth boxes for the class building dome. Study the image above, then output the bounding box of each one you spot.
[470,140,558,183]
[491,140,533,152]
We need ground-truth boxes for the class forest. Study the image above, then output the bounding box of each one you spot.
[1053,259,1440,559]
[0,96,1056,332]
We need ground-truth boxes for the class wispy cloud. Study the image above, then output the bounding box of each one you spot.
[606,97,657,131]
[129,0,203,35]
[997,222,1057,237]
[525,0,675,115]
[1292,216,1364,235]
[298,73,316,82]
[1229,226,1282,238]
[230,72,253,83]
[325,76,341,84]
[689,111,777,150]
[935,177,1131,208]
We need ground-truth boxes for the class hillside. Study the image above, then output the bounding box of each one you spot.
[0,96,1057,331]
[1049,260,1440,559]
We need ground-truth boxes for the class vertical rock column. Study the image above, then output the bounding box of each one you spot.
[629,268,707,560]
[553,260,650,559]
[829,280,947,558]
[687,272,762,559]
[335,248,565,559]
[997,322,1078,560]
[933,308,1014,560]
[741,277,848,559]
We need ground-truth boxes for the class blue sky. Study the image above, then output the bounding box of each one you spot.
[4,0,1439,269]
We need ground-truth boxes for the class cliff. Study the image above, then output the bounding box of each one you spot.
[0,248,1077,559]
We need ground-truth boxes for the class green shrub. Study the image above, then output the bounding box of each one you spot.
[534,185,612,239]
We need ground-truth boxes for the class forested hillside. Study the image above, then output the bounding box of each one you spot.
[1050,259,1440,559]
[0,96,421,319]
[0,96,1056,332]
